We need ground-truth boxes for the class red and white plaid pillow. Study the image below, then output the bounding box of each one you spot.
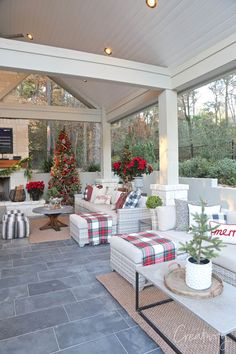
[115,192,129,210]
[84,185,93,201]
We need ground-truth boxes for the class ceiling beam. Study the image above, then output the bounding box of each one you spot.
[0,39,171,90]
[0,103,101,122]
[171,34,236,92]
[50,76,99,109]
[106,89,159,123]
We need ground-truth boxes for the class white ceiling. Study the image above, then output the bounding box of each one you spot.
[0,0,235,109]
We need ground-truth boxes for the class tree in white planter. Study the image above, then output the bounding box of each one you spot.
[179,201,225,290]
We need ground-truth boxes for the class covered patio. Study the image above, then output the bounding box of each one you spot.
[0,1,236,353]
[0,0,235,205]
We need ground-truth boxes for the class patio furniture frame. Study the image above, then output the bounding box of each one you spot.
[135,267,236,354]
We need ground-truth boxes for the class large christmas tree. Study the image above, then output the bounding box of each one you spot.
[48,128,81,205]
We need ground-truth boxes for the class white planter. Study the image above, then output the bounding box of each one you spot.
[185,257,212,290]
[134,177,144,192]
[150,208,158,230]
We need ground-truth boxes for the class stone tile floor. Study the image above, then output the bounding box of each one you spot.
[0,237,164,354]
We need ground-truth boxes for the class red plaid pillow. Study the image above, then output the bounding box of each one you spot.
[115,192,129,210]
[84,185,93,201]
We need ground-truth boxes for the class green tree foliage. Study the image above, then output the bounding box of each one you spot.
[48,128,81,205]
[179,202,224,263]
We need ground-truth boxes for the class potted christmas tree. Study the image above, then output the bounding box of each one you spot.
[179,201,225,290]
[48,128,81,205]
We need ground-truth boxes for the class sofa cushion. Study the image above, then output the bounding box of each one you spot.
[157,206,176,231]
[226,211,236,224]
[156,230,191,248]
[94,194,111,205]
[75,199,117,225]
[210,221,236,245]
[123,190,141,209]
[116,192,129,209]
[188,204,221,229]
[138,196,148,208]
[213,244,236,273]
[90,186,107,202]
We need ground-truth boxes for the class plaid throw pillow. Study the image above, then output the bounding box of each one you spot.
[84,185,93,201]
[115,192,129,210]
[123,190,141,209]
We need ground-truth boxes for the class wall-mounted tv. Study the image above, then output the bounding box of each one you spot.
[0,128,13,154]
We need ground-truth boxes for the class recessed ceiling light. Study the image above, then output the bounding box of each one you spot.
[26,33,33,40]
[146,0,158,8]
[104,47,112,56]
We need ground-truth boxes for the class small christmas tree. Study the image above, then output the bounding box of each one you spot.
[48,128,81,205]
[179,201,225,264]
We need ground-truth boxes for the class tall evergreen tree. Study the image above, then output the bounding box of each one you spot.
[48,128,81,205]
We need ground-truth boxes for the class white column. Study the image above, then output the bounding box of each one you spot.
[159,89,178,185]
[151,89,189,204]
[97,108,118,187]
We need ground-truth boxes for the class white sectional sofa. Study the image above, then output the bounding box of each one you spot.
[156,205,236,285]
[74,194,150,234]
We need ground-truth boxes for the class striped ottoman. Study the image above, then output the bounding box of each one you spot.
[2,210,30,240]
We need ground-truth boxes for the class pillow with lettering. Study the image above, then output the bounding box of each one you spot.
[210,221,236,245]
[94,195,111,205]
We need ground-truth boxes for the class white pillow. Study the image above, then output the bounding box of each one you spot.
[138,196,147,208]
[188,204,221,229]
[210,221,236,245]
[94,194,111,205]
[106,187,118,204]
[90,186,106,203]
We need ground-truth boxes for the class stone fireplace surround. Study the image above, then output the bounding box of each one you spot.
[0,170,45,216]
[0,171,27,201]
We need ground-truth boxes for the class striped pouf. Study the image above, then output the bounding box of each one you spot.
[2,210,30,240]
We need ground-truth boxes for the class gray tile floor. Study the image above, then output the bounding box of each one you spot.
[0,237,164,354]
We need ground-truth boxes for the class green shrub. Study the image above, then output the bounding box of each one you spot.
[179,157,210,178]
[41,157,53,173]
[87,163,101,172]
[180,157,236,186]
[146,195,163,209]
[207,158,236,186]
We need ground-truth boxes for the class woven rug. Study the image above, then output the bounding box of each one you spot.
[97,272,236,354]
[29,216,70,243]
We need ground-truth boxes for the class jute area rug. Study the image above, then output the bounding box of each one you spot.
[97,272,236,354]
[29,216,70,243]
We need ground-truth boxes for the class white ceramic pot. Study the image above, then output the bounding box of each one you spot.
[185,257,212,290]
[150,208,158,230]
[133,176,144,191]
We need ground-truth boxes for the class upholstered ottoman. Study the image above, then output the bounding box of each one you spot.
[70,214,89,247]
[70,213,117,247]
[110,231,176,290]
[2,210,30,240]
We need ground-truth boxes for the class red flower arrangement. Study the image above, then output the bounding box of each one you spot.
[26,181,45,192]
[113,156,153,182]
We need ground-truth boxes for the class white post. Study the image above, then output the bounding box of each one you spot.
[151,89,189,204]
[96,108,118,188]
[159,89,178,185]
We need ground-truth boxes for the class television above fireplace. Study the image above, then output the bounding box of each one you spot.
[0,128,13,154]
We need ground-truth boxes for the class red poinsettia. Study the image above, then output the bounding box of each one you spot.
[112,156,153,181]
[26,181,45,192]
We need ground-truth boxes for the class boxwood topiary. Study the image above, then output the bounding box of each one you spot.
[146,195,163,209]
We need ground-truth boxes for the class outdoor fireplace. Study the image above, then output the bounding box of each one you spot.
[0,177,10,201]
